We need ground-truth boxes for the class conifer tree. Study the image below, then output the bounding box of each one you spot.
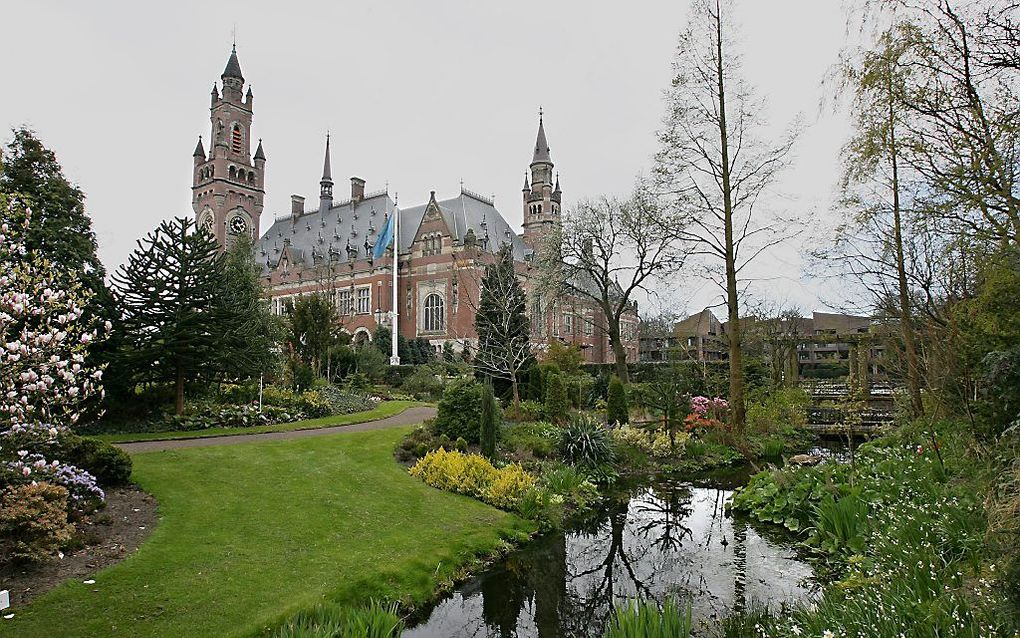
[479,381,499,459]
[606,375,629,425]
[111,217,225,414]
[288,294,337,377]
[474,244,533,405]
[544,371,569,424]
[217,234,282,380]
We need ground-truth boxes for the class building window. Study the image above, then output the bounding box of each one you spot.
[232,125,243,154]
[584,314,594,336]
[356,286,371,314]
[423,293,445,332]
[564,313,574,336]
[337,289,353,316]
[451,279,458,312]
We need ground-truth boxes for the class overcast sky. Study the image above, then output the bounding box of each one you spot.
[2,0,858,318]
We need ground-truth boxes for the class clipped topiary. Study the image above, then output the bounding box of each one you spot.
[480,382,499,459]
[544,371,569,424]
[606,375,629,425]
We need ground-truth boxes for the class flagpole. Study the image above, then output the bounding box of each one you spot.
[390,199,400,365]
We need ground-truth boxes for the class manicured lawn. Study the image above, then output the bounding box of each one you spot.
[95,400,425,443]
[5,425,532,638]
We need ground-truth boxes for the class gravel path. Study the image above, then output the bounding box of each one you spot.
[116,406,436,454]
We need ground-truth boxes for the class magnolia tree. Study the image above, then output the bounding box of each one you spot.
[0,193,108,514]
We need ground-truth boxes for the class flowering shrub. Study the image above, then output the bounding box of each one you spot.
[684,396,729,432]
[0,482,75,563]
[6,452,104,506]
[409,448,536,512]
[612,424,690,459]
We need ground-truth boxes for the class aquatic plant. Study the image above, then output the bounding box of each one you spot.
[271,600,404,638]
[602,598,692,638]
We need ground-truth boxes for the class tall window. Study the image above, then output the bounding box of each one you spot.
[356,287,371,314]
[231,125,243,154]
[423,293,445,332]
[336,289,353,316]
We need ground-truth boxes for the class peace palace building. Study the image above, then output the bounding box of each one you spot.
[191,47,639,363]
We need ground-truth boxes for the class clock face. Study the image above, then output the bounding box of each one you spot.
[228,215,248,236]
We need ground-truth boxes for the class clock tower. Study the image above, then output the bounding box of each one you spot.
[191,44,266,250]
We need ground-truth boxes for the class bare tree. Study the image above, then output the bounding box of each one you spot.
[536,188,691,383]
[653,0,800,433]
[473,244,533,405]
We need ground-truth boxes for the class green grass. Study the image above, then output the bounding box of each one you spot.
[95,401,423,443]
[6,425,533,638]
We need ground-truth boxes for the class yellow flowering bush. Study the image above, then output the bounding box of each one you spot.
[409,448,536,511]
[483,463,537,510]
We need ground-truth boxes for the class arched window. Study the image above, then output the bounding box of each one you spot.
[423,293,445,333]
[231,125,243,154]
[248,171,255,183]
[237,169,246,181]
[229,166,237,180]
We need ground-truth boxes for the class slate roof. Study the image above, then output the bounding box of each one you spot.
[255,187,530,274]
[222,46,244,80]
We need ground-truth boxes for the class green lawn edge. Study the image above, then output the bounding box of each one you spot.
[6,425,536,638]
[94,400,428,444]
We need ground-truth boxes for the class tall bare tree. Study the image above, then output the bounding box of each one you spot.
[654,0,799,433]
[536,189,690,384]
[826,28,926,416]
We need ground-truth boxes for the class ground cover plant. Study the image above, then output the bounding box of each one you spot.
[722,419,1016,637]
[3,426,533,638]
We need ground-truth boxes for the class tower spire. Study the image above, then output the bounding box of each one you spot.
[319,132,334,212]
[532,108,551,164]
[222,44,244,81]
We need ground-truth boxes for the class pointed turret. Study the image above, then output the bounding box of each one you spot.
[193,136,206,159]
[254,138,266,161]
[553,173,561,195]
[522,172,530,191]
[532,109,551,164]
[319,133,334,212]
[222,44,244,81]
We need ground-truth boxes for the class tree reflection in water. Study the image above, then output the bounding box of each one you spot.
[404,480,814,638]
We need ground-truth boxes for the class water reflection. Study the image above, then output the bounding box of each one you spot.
[404,479,815,637]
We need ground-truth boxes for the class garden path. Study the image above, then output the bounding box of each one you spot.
[116,406,437,453]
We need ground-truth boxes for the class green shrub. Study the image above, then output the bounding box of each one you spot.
[526,366,544,401]
[603,598,692,638]
[0,482,74,563]
[504,399,544,422]
[433,378,484,444]
[559,414,616,468]
[503,421,559,459]
[409,448,536,511]
[813,490,869,556]
[400,366,444,399]
[356,346,388,383]
[63,437,133,486]
[746,387,809,435]
[479,383,499,459]
[544,372,569,424]
[606,375,629,425]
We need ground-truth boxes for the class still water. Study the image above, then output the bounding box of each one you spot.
[404,472,815,637]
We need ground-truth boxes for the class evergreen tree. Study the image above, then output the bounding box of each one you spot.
[479,381,499,459]
[0,129,106,299]
[398,334,412,363]
[606,375,629,425]
[474,244,533,405]
[111,217,224,414]
[288,294,337,377]
[373,325,392,358]
[544,371,569,424]
[217,234,282,380]
[526,366,544,401]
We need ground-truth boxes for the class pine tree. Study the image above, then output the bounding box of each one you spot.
[544,371,569,424]
[479,381,499,459]
[606,375,629,425]
[111,218,225,414]
[474,244,533,405]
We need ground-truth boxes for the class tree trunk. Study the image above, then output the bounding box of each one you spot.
[607,313,629,384]
[175,366,185,416]
[511,376,521,408]
[888,70,924,418]
[713,1,745,434]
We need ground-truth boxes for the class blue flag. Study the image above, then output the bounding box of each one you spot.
[373,210,396,260]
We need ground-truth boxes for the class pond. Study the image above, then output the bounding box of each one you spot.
[404,469,816,637]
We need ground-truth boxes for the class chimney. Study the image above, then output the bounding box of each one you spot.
[350,177,366,203]
[291,195,305,219]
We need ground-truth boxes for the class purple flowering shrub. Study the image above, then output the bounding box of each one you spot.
[6,452,104,509]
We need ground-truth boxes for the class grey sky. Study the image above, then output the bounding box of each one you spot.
[2,0,854,317]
